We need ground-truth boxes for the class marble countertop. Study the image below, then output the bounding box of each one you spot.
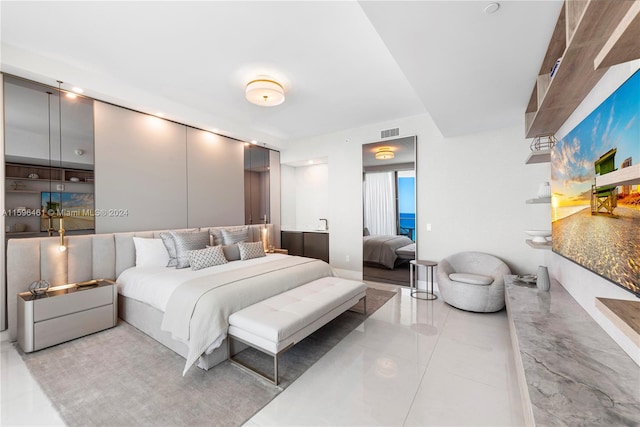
[504,275,640,426]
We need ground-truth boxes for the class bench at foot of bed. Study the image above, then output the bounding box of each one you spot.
[227,276,367,385]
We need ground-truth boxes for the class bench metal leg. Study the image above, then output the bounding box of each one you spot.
[348,295,367,315]
[227,335,292,387]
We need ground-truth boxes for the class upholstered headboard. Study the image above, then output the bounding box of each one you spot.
[6,224,274,341]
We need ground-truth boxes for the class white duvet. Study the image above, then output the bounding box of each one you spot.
[117,253,290,312]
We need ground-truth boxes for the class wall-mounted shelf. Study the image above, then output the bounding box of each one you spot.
[594,1,640,70]
[525,0,635,138]
[525,150,551,164]
[526,197,551,204]
[526,240,552,250]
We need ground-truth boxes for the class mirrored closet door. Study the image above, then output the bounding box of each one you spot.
[362,136,416,286]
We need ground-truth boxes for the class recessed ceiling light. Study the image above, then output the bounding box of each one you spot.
[308,160,314,165]
[484,2,500,14]
[251,140,258,145]
[71,87,84,94]
[65,93,77,99]
[156,112,164,117]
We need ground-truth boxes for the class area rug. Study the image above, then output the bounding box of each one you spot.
[19,287,396,427]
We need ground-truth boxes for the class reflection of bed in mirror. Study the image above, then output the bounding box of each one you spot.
[363,235,415,269]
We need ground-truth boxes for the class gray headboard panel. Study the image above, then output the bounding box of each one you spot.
[6,224,273,341]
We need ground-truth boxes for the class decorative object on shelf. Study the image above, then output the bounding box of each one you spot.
[10,181,26,191]
[530,134,557,151]
[537,266,551,292]
[515,274,537,286]
[69,177,80,182]
[245,78,285,106]
[13,223,27,232]
[524,229,552,243]
[28,173,39,179]
[537,181,551,198]
[28,279,50,296]
[375,147,395,160]
[550,57,562,78]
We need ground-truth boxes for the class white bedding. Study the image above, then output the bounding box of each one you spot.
[117,253,290,312]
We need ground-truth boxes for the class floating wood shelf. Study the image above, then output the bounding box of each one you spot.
[526,197,551,204]
[594,1,640,70]
[596,297,640,348]
[525,240,552,250]
[525,0,635,138]
[525,149,551,164]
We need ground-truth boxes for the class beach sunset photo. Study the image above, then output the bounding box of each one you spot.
[551,70,640,296]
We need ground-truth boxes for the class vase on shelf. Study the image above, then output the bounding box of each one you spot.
[537,182,551,199]
[537,266,550,292]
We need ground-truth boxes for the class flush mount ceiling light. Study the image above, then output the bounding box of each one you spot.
[245,79,285,106]
[375,147,395,160]
[484,2,500,14]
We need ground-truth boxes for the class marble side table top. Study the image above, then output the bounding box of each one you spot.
[504,275,640,426]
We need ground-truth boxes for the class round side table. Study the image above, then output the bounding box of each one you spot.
[410,260,438,300]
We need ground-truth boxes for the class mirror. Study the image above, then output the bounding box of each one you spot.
[362,136,416,286]
[4,76,95,238]
[244,144,270,224]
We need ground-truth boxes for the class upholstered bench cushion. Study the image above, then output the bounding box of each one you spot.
[449,272,494,286]
[228,276,366,354]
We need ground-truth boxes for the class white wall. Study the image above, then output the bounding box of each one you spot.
[0,73,5,330]
[280,163,329,231]
[280,165,297,228]
[547,59,640,365]
[280,113,549,279]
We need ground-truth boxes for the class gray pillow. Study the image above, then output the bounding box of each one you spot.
[222,244,241,261]
[238,241,266,260]
[221,226,249,245]
[159,232,178,267]
[170,230,210,269]
[209,228,223,246]
[188,246,228,271]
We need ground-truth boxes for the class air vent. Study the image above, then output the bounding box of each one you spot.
[380,128,399,139]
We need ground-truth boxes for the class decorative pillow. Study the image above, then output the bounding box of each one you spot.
[170,230,210,269]
[449,273,494,286]
[222,244,241,261]
[188,246,228,271]
[159,232,178,267]
[238,241,266,260]
[133,237,170,267]
[363,227,370,236]
[209,228,223,246]
[221,226,249,245]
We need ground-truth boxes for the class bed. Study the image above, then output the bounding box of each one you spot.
[363,235,415,269]
[6,224,334,374]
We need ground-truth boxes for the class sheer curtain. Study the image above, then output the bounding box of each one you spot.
[364,172,396,235]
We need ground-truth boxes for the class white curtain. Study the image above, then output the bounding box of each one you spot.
[364,172,396,235]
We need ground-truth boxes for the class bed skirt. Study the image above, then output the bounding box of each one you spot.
[118,295,246,370]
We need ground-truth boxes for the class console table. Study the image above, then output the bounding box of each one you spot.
[504,275,640,426]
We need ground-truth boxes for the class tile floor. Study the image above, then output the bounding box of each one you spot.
[1,285,524,426]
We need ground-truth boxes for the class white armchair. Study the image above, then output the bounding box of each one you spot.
[437,251,511,313]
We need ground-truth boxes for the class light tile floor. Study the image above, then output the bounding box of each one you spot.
[1,285,524,426]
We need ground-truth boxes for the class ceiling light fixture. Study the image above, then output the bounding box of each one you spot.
[245,79,285,106]
[375,147,395,160]
[484,2,500,14]
[71,87,84,94]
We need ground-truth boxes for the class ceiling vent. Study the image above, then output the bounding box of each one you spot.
[380,128,399,139]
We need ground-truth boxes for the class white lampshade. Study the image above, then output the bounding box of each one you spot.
[245,79,285,106]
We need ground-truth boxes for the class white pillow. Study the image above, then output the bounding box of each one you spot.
[133,237,170,267]
[449,272,494,286]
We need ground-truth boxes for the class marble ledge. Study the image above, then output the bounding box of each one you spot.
[504,276,640,426]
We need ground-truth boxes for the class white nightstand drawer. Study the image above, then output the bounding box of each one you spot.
[34,304,115,351]
[34,285,114,322]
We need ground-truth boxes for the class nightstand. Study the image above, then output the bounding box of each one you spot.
[17,279,118,353]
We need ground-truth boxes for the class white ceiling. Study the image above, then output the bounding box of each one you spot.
[0,1,563,148]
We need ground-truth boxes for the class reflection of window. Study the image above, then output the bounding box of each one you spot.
[398,171,415,241]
